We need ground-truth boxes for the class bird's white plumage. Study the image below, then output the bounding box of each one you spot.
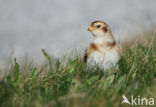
[86,21,122,71]
[87,47,120,70]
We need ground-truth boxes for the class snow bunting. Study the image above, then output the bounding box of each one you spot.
[84,21,122,71]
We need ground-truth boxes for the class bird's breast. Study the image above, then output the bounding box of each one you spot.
[87,48,120,70]
[87,51,105,64]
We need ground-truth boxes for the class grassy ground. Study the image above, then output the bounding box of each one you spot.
[0,33,156,107]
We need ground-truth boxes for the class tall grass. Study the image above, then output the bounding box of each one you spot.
[0,33,156,107]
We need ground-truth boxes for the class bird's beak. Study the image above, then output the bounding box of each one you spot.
[88,26,94,31]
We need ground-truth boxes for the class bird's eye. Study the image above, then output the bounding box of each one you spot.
[97,25,101,28]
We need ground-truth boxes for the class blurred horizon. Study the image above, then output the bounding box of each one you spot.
[0,0,156,64]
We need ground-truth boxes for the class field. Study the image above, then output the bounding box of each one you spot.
[0,32,156,107]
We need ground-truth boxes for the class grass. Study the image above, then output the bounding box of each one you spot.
[0,33,156,107]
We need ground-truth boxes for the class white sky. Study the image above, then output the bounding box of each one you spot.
[0,0,156,64]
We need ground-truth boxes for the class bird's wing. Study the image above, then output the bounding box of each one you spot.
[115,43,123,56]
[84,49,88,62]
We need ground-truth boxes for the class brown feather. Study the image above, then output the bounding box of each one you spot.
[84,49,88,62]
[102,26,108,33]
[106,42,116,47]
[85,43,100,61]
[84,41,121,63]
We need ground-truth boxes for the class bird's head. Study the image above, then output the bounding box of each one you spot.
[88,21,110,37]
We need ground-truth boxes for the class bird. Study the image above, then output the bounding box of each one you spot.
[84,21,122,71]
